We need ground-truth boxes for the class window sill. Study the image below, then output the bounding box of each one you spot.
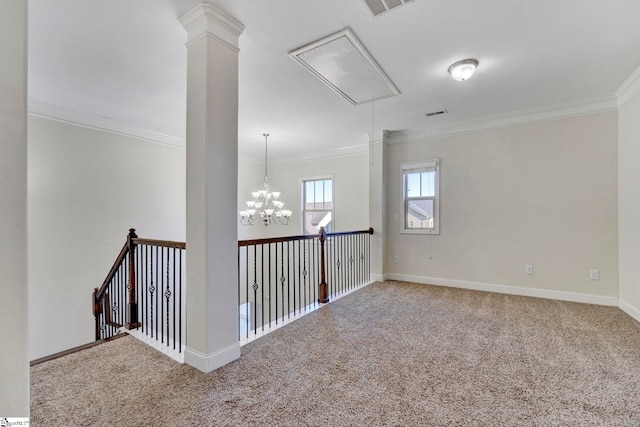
[401,229,439,235]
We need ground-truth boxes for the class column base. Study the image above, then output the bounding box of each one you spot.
[184,343,241,373]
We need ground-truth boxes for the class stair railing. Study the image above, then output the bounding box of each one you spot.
[93,229,186,356]
[94,227,373,352]
[238,227,373,340]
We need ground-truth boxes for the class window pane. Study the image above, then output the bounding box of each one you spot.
[402,161,439,234]
[303,178,333,234]
[315,180,324,208]
[304,211,332,234]
[406,199,434,229]
[324,180,332,203]
[406,173,421,196]
[305,181,315,209]
[421,171,435,197]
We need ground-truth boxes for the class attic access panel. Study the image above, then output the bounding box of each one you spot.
[289,28,400,105]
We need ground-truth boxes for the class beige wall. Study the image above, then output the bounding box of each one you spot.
[386,112,619,302]
[28,116,186,360]
[619,88,640,320]
[28,125,368,360]
[239,152,370,240]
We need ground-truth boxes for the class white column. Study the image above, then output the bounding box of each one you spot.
[0,0,29,417]
[368,130,388,282]
[180,4,244,373]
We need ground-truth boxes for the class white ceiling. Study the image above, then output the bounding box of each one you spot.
[28,0,640,163]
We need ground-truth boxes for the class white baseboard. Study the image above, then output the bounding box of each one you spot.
[239,300,323,346]
[184,342,241,373]
[124,328,185,363]
[240,281,375,346]
[619,299,640,323]
[386,273,619,307]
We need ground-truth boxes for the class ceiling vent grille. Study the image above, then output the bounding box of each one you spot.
[426,110,448,117]
[360,0,415,17]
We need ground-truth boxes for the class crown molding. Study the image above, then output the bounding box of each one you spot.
[269,143,370,165]
[28,99,185,149]
[616,64,640,108]
[387,94,619,144]
[238,152,265,165]
[29,89,624,162]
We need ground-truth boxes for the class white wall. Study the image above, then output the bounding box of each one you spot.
[619,88,640,320]
[386,112,619,303]
[0,0,29,416]
[28,116,186,360]
[238,152,370,240]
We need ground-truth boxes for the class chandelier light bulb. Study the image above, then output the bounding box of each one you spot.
[448,59,478,81]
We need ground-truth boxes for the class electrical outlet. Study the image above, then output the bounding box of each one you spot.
[394,255,400,264]
[525,265,533,275]
[590,269,600,280]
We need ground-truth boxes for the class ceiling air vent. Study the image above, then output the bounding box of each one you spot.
[360,0,415,17]
[426,110,448,117]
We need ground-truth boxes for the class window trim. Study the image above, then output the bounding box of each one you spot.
[401,159,440,235]
[301,175,334,235]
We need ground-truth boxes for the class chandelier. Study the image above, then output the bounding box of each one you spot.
[239,133,292,226]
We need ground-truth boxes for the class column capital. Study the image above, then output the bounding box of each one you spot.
[179,3,245,50]
[366,129,389,144]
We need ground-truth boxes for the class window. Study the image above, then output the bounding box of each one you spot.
[402,160,439,234]
[302,177,333,234]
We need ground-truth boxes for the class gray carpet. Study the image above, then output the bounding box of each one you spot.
[31,281,640,426]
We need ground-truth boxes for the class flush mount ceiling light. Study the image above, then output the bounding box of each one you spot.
[289,28,400,105]
[448,59,479,81]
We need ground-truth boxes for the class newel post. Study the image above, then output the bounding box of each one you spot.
[93,287,101,340]
[125,228,141,329]
[318,227,329,303]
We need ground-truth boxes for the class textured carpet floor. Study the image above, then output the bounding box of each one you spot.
[31,281,640,426]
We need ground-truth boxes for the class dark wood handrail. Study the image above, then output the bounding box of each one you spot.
[239,227,374,305]
[93,228,188,341]
[99,227,371,299]
[238,233,319,247]
[238,227,373,247]
[96,241,129,300]
[96,235,186,300]
[325,227,374,238]
[132,238,186,249]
